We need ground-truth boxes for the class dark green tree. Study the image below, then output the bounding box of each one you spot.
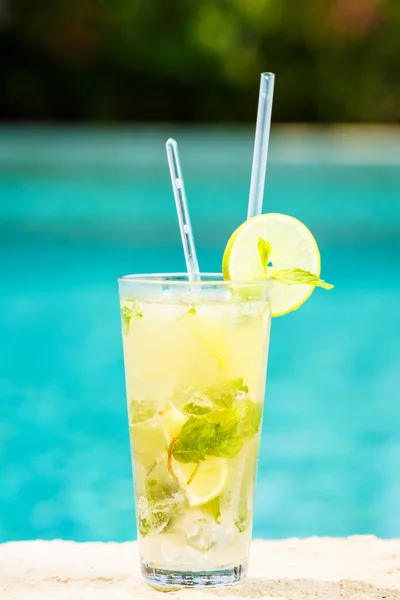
[0,0,399,122]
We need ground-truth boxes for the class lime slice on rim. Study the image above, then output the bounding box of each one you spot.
[222,213,321,316]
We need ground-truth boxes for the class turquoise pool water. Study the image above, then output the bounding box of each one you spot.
[0,127,399,542]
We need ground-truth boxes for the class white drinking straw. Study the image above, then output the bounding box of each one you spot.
[247,72,275,219]
[166,138,201,282]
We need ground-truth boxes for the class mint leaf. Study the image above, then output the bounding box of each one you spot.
[207,415,245,459]
[121,306,132,336]
[184,402,213,416]
[145,477,178,503]
[171,418,210,463]
[170,447,205,463]
[235,497,250,533]
[270,268,334,290]
[258,237,273,277]
[209,401,262,457]
[202,496,221,524]
[235,454,257,533]
[129,399,157,424]
[171,398,262,464]
[235,503,249,532]
[206,378,249,409]
[137,477,180,537]
[235,400,263,443]
[121,303,143,336]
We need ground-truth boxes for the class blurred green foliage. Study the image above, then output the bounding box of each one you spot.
[0,0,399,123]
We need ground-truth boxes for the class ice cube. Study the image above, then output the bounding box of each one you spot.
[234,300,270,326]
[186,517,219,552]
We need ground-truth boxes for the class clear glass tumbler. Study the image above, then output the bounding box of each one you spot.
[118,273,271,588]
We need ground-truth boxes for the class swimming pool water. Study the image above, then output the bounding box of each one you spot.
[0,127,399,542]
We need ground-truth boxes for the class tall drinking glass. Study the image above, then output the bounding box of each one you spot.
[118,273,271,589]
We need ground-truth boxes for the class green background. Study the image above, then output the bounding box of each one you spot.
[1,0,399,123]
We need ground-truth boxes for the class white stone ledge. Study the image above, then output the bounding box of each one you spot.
[1,537,399,599]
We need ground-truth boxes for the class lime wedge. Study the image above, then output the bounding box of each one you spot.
[169,456,228,508]
[222,213,321,316]
[160,407,228,507]
[160,405,187,440]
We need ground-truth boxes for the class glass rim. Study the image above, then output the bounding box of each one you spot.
[118,272,270,287]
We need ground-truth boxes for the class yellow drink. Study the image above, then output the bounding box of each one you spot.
[119,274,271,587]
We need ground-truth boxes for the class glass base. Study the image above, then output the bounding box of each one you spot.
[142,562,247,589]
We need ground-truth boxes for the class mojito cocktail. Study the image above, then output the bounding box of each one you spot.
[119,274,271,587]
[116,67,334,589]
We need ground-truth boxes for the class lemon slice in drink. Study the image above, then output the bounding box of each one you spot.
[169,456,228,508]
[222,213,321,316]
[160,407,228,507]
